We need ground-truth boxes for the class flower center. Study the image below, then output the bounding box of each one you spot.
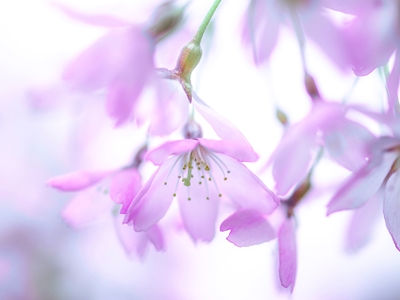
[164,146,231,200]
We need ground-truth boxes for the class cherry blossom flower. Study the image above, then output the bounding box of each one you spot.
[242,0,349,68]
[124,133,279,242]
[327,136,400,251]
[267,99,375,196]
[323,0,399,76]
[47,164,164,256]
[58,2,188,134]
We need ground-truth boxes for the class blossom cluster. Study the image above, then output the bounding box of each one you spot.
[4,0,400,297]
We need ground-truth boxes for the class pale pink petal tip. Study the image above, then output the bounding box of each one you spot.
[278,218,297,292]
[110,169,142,214]
[51,2,131,27]
[384,171,400,251]
[47,170,112,192]
[220,209,276,247]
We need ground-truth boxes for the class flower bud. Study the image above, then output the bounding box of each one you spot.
[183,120,203,139]
[304,73,320,100]
[276,109,288,126]
[174,41,203,101]
[146,1,186,41]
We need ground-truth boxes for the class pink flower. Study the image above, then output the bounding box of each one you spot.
[268,100,375,196]
[58,3,188,134]
[124,137,279,242]
[242,0,349,68]
[327,136,400,251]
[47,165,165,256]
[323,0,398,76]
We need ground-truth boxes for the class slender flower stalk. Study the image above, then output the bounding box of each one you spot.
[157,0,223,101]
[191,0,222,46]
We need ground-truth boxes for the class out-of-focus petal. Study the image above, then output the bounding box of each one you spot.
[270,128,316,196]
[387,53,400,114]
[302,10,349,70]
[324,119,375,172]
[177,179,219,242]
[216,154,278,214]
[192,91,258,162]
[384,170,400,251]
[342,4,397,76]
[346,193,381,252]
[327,151,398,214]
[114,215,149,257]
[63,26,155,126]
[110,168,142,213]
[125,157,179,231]
[278,218,297,292]
[149,80,189,136]
[220,209,276,247]
[146,139,199,165]
[241,0,280,64]
[321,0,375,14]
[146,224,164,251]
[47,170,112,191]
[62,189,113,227]
[106,81,143,126]
[52,2,131,27]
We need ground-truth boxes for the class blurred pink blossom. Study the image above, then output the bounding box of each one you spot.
[242,0,350,68]
[48,164,165,257]
[58,3,188,135]
[327,136,400,251]
[268,99,375,196]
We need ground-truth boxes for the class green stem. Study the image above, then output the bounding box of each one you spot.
[192,0,222,46]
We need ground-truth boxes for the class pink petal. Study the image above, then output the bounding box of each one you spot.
[215,154,278,214]
[302,10,350,70]
[342,5,397,76]
[146,224,164,252]
[346,193,381,252]
[63,26,155,126]
[62,189,113,227]
[199,138,257,162]
[192,91,258,162]
[47,170,112,192]
[114,215,149,256]
[114,215,164,257]
[125,157,179,231]
[321,0,374,14]
[384,170,400,251]
[51,2,131,27]
[106,81,143,126]
[278,218,297,292]
[220,209,276,247]
[146,139,199,166]
[241,0,280,64]
[270,128,316,196]
[110,168,142,214]
[327,151,398,214]
[324,119,375,172]
[387,53,400,114]
[177,179,219,242]
[149,80,189,136]
[64,27,151,89]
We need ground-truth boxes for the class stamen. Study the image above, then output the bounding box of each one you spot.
[164,154,183,184]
